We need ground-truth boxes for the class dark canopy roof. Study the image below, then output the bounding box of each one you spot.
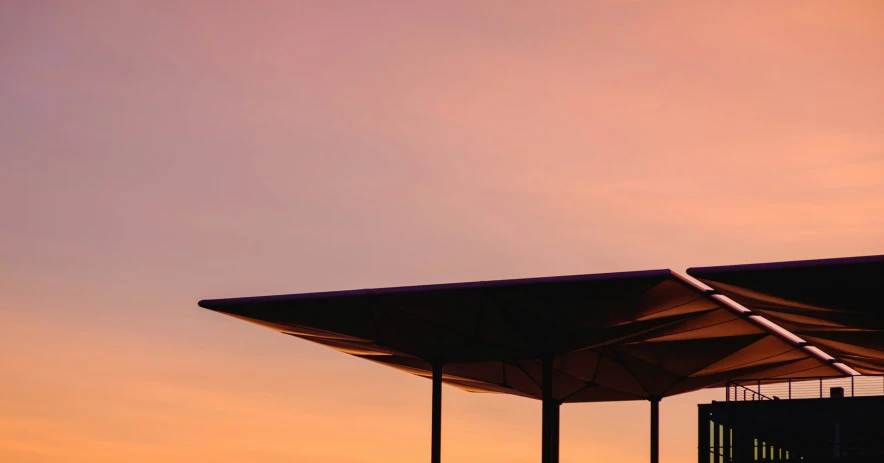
[200,269,843,403]
[688,255,884,375]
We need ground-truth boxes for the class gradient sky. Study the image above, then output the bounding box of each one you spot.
[2,1,883,462]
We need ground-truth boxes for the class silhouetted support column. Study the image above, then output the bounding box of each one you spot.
[431,363,442,463]
[650,398,660,463]
[551,400,560,462]
[541,356,560,463]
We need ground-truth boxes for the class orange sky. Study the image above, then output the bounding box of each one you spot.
[1,1,883,462]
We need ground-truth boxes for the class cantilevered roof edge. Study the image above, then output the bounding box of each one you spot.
[686,254,884,276]
[198,268,673,310]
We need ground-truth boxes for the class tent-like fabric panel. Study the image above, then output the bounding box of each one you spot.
[688,255,884,375]
[200,269,843,402]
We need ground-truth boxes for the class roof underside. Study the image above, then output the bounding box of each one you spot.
[688,255,884,375]
[200,269,843,403]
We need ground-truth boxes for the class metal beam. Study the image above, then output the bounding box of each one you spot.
[551,400,560,462]
[650,398,660,463]
[542,356,560,463]
[432,363,442,463]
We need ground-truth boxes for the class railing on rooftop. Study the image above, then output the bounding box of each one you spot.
[725,374,884,401]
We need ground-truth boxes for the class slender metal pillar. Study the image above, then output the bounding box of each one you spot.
[431,363,442,463]
[551,400,560,462]
[541,356,559,463]
[650,398,660,463]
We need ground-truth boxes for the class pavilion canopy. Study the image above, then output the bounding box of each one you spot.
[200,269,844,402]
[688,255,884,375]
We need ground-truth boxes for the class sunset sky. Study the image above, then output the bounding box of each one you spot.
[2,1,883,462]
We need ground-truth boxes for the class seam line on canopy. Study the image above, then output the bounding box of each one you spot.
[672,272,859,377]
